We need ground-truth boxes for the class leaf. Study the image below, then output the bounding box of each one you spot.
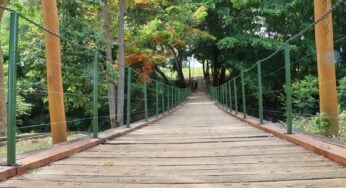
[103,162,114,167]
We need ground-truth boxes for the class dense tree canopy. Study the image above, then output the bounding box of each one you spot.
[0,0,345,136]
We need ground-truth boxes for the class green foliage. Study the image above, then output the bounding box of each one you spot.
[291,114,329,136]
[292,116,319,134]
[339,111,346,141]
[0,0,345,142]
[280,75,319,116]
[338,77,346,111]
[313,113,330,135]
[0,0,112,132]
[217,35,283,50]
[292,113,346,141]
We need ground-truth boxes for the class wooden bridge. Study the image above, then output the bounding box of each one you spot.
[0,87,345,187]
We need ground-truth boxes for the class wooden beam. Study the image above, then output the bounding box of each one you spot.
[314,0,339,136]
[117,0,125,127]
[41,0,67,144]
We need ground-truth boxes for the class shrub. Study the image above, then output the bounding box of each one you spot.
[280,75,319,115]
[338,77,346,111]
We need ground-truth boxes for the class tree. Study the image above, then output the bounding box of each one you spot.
[125,1,211,86]
[102,0,117,128]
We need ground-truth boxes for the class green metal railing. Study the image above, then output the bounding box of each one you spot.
[3,10,191,166]
[208,41,294,135]
[124,67,190,128]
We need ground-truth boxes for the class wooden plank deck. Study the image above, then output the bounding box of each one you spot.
[1,92,346,187]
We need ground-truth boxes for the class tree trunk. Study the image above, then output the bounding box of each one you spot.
[212,48,220,86]
[220,66,226,84]
[168,46,186,87]
[154,65,169,84]
[41,0,67,144]
[0,0,8,137]
[102,0,117,128]
[176,67,185,87]
[177,49,186,87]
[116,0,125,127]
[206,60,210,81]
[202,60,206,78]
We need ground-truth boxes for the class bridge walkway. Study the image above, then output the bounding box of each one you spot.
[1,91,346,187]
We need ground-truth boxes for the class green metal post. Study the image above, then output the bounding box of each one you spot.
[217,87,220,103]
[241,72,247,119]
[167,85,170,110]
[219,86,222,105]
[176,88,178,106]
[210,87,212,100]
[171,87,174,108]
[222,85,225,107]
[177,88,179,106]
[216,87,218,101]
[161,84,164,113]
[7,12,19,166]
[182,89,184,102]
[257,62,264,124]
[228,81,232,113]
[221,85,224,107]
[211,87,213,100]
[234,79,238,115]
[126,67,132,128]
[178,88,180,104]
[225,84,228,110]
[92,51,99,138]
[171,87,174,109]
[220,86,222,105]
[219,86,221,104]
[155,81,159,117]
[144,76,148,121]
[175,88,177,107]
[178,89,181,105]
[223,85,226,107]
[285,42,293,134]
[216,87,218,102]
[174,87,176,108]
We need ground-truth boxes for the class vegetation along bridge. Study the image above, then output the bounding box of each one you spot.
[0,0,345,188]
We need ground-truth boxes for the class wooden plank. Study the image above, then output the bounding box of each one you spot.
[53,156,330,166]
[1,178,346,188]
[86,142,301,151]
[10,171,346,184]
[34,165,345,177]
[40,161,340,172]
[72,150,314,158]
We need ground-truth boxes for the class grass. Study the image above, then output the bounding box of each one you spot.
[338,112,346,141]
[0,132,85,159]
[162,67,205,80]
[292,114,346,141]
[161,67,231,81]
